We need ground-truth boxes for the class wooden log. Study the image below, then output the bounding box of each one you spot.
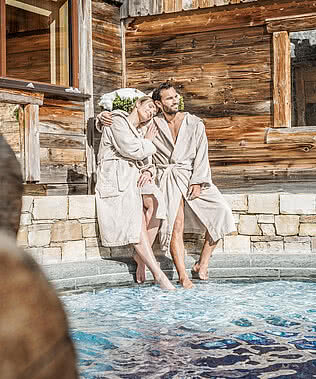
[266,13,316,33]
[0,89,44,106]
[39,133,86,150]
[273,31,291,128]
[23,183,88,196]
[265,126,316,144]
[24,104,40,182]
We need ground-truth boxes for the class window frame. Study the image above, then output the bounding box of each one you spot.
[266,13,316,129]
[0,0,79,91]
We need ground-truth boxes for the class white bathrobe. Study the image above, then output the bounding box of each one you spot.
[153,112,236,251]
[96,111,166,247]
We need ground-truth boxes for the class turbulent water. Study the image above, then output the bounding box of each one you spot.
[62,280,316,378]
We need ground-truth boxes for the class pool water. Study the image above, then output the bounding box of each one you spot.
[62,280,316,378]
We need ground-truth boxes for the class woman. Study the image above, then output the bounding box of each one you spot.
[96,96,175,290]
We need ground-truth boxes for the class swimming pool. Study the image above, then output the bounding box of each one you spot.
[62,280,316,378]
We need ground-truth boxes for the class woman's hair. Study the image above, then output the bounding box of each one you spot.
[134,95,154,108]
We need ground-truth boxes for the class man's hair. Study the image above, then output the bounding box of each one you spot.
[152,82,175,102]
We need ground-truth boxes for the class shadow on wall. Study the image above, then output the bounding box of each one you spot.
[0,134,78,378]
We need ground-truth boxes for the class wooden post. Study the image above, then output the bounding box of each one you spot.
[24,104,41,182]
[273,31,291,128]
[0,0,6,76]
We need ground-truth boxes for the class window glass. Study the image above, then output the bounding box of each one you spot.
[6,0,70,86]
[290,30,316,126]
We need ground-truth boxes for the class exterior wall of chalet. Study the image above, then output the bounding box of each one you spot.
[123,0,316,190]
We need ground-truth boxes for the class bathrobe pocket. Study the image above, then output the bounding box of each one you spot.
[96,161,119,198]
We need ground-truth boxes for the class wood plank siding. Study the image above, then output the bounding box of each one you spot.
[92,0,122,115]
[124,0,316,188]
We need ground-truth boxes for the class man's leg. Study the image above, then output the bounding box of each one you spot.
[170,197,193,289]
[192,231,218,280]
[134,195,160,283]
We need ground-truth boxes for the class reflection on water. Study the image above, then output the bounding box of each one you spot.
[62,280,316,378]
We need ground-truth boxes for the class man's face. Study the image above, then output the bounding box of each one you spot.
[156,87,180,115]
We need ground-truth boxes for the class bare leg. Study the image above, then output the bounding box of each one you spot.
[170,198,193,289]
[134,195,160,284]
[134,213,175,290]
[192,231,218,280]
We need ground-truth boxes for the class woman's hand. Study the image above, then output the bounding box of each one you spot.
[144,122,158,141]
[137,171,152,187]
[96,111,112,127]
[188,184,201,200]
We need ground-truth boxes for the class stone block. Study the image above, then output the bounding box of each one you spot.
[28,224,51,247]
[260,224,276,236]
[85,237,100,248]
[33,196,67,220]
[258,214,275,223]
[299,223,316,237]
[213,239,223,254]
[20,213,32,226]
[238,215,261,235]
[251,236,283,242]
[51,220,82,242]
[284,242,311,254]
[248,194,279,214]
[223,194,248,211]
[224,235,250,253]
[275,215,299,236]
[232,213,240,224]
[312,237,316,253]
[82,222,99,238]
[280,194,316,215]
[86,247,102,261]
[252,241,284,253]
[42,248,62,264]
[69,195,96,219]
[25,248,43,264]
[17,226,28,248]
[62,240,86,262]
[21,196,33,213]
[300,215,316,223]
[284,236,310,243]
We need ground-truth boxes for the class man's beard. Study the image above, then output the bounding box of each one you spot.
[162,103,178,115]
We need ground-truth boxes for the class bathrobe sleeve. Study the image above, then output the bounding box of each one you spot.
[189,118,212,188]
[110,114,156,161]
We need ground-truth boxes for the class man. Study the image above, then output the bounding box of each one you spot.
[98,82,236,289]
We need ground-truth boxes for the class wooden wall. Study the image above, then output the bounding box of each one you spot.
[92,0,122,115]
[125,0,316,189]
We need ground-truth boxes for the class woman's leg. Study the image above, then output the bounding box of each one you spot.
[133,213,175,290]
[134,195,160,283]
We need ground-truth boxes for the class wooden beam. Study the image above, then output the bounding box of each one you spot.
[0,0,6,76]
[265,126,316,144]
[0,88,44,105]
[266,13,316,33]
[24,104,41,182]
[71,0,79,88]
[273,31,291,128]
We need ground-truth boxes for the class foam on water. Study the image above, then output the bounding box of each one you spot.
[62,280,316,378]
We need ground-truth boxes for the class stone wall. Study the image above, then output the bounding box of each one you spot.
[17,194,316,266]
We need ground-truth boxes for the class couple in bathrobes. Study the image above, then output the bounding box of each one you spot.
[97,83,236,289]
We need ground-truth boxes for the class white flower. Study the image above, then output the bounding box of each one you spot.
[98,88,146,110]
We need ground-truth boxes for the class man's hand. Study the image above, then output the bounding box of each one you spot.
[188,184,201,200]
[96,111,112,127]
[137,171,152,187]
[144,122,158,141]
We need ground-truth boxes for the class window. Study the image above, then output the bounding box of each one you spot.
[290,30,316,127]
[0,0,78,87]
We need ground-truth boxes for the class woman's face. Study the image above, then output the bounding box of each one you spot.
[137,100,156,123]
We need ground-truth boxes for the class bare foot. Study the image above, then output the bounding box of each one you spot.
[192,262,208,280]
[179,277,194,289]
[134,255,146,283]
[136,262,146,283]
[155,273,176,290]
